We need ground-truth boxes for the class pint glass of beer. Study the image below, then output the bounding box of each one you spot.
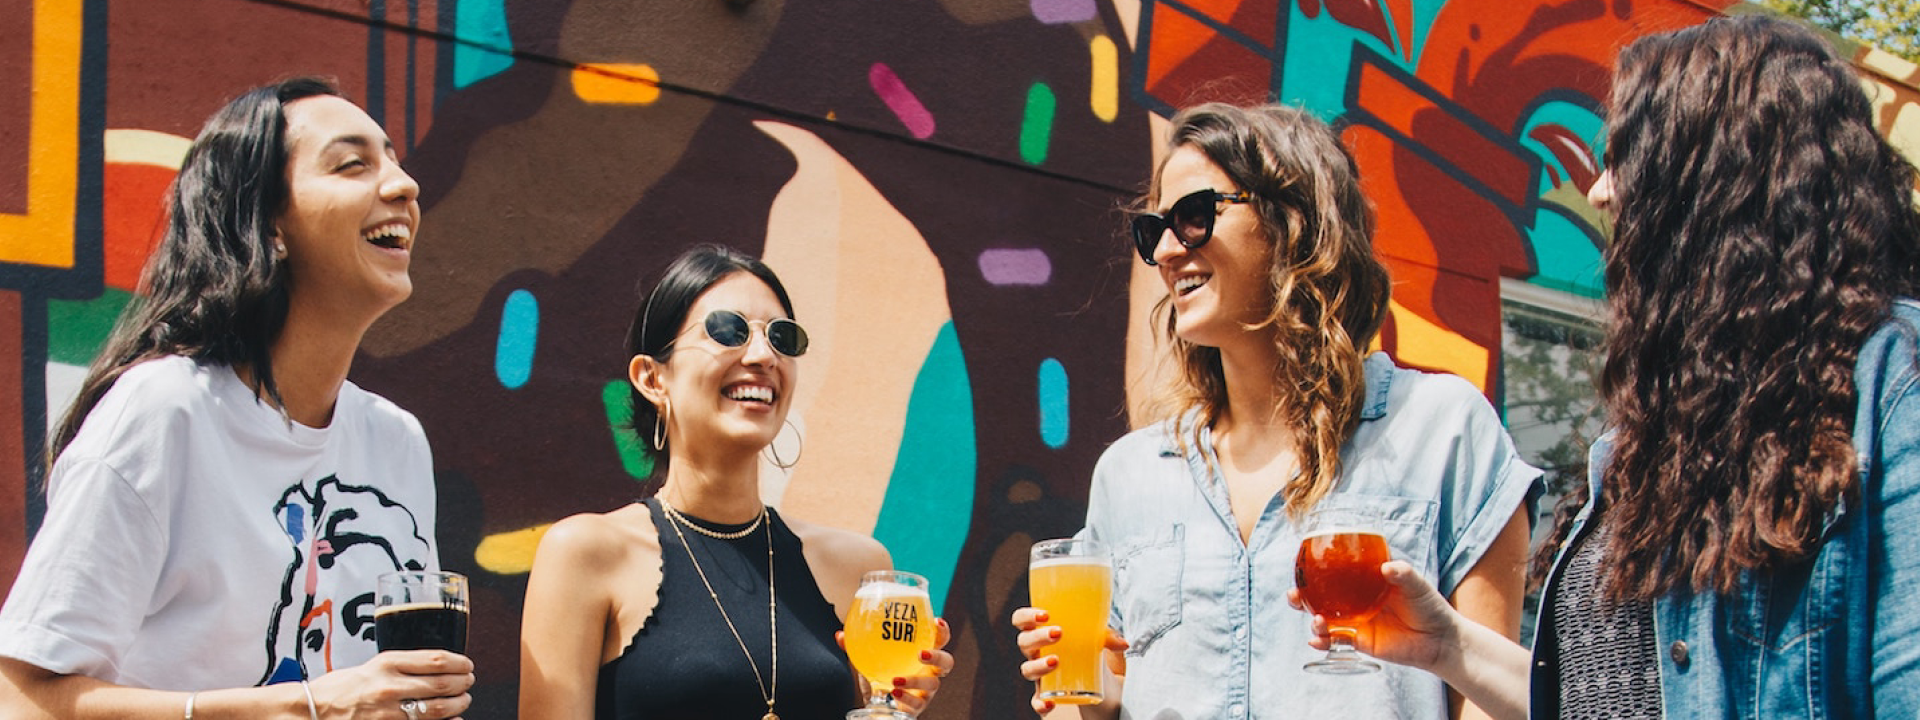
[1028,538,1112,705]
[844,570,935,720]
[375,571,470,653]
[1294,507,1389,674]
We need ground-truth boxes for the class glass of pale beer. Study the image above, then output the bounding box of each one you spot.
[845,570,935,719]
[1028,538,1112,705]
[375,570,469,653]
[1295,507,1390,674]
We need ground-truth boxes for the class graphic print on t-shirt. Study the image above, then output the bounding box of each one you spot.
[259,474,433,686]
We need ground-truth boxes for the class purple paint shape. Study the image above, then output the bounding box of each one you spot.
[979,248,1052,286]
[1031,0,1096,23]
[870,63,936,139]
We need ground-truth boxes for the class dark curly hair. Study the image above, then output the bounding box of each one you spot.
[1146,103,1391,518]
[1593,15,1920,600]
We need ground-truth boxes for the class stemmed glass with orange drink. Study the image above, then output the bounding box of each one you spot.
[844,571,935,719]
[1294,507,1391,674]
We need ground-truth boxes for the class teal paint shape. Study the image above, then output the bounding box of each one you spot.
[1020,83,1056,166]
[47,289,132,366]
[601,380,655,480]
[1517,101,1607,299]
[1038,358,1068,448]
[495,289,538,389]
[455,0,515,89]
[870,322,976,616]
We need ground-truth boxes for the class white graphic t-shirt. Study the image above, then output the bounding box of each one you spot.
[0,356,438,690]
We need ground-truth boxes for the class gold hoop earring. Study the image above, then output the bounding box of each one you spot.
[651,399,671,451]
[763,417,802,470]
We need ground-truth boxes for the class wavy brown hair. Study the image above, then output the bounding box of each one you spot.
[1595,15,1920,600]
[1147,103,1391,517]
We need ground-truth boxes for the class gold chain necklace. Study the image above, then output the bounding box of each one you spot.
[661,501,765,540]
[661,501,778,720]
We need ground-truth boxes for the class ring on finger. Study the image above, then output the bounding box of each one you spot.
[400,698,424,720]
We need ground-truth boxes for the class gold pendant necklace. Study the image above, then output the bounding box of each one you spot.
[662,501,778,720]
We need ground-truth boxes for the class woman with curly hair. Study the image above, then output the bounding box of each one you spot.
[1012,103,1540,720]
[1292,14,1920,718]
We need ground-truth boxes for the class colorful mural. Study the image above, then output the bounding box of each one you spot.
[4,1,1918,717]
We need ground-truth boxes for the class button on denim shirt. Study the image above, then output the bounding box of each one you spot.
[1531,300,1920,717]
[1085,353,1541,720]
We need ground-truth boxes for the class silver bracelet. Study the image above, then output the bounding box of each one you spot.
[183,691,197,720]
[300,680,320,720]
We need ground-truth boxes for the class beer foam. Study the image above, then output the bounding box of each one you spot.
[1030,556,1110,570]
[856,581,930,599]
[1301,528,1386,539]
[374,601,469,617]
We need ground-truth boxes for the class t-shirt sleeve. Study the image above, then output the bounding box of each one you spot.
[0,457,167,678]
[1433,386,1544,598]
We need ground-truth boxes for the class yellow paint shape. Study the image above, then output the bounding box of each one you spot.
[473,522,553,575]
[1090,35,1119,123]
[571,63,662,105]
[103,129,193,169]
[1,0,82,268]
[751,120,953,535]
[1890,100,1920,168]
[1386,299,1489,392]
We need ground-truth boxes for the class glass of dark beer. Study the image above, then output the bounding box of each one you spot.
[375,570,469,653]
[1294,507,1389,674]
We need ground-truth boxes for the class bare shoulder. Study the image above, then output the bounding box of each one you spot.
[786,516,890,572]
[534,504,661,572]
[784,516,891,618]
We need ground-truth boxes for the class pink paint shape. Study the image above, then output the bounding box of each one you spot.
[979,248,1052,286]
[870,63,936,139]
[1031,0,1096,23]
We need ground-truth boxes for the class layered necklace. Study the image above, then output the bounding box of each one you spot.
[661,500,779,720]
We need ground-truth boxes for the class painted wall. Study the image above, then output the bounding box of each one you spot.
[4,1,1917,717]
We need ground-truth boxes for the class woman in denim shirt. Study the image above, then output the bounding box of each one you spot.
[1011,104,1541,720]
[1294,15,1920,718]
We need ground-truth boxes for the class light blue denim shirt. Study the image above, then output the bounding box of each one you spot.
[1085,353,1541,720]
[1532,299,1920,717]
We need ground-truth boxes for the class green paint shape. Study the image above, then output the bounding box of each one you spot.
[1020,83,1056,166]
[870,322,976,616]
[601,380,655,480]
[455,0,515,89]
[47,289,132,366]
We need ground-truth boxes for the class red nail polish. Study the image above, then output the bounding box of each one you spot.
[1046,656,1058,668]
[920,651,932,661]
[893,677,906,687]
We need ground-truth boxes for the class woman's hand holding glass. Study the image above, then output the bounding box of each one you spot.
[305,649,475,720]
[1011,606,1128,715]
[1287,559,1464,672]
[839,570,955,718]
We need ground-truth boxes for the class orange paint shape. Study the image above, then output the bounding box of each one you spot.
[103,163,175,291]
[571,63,661,105]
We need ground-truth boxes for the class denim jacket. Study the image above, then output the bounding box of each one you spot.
[1086,353,1540,720]
[1531,299,1920,718]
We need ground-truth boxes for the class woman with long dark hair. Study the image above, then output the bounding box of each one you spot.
[0,78,473,719]
[1293,15,1920,717]
[1013,103,1540,720]
[518,244,955,719]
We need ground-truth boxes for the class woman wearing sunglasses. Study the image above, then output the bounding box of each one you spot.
[1011,104,1538,720]
[519,244,955,719]
[1291,16,1920,718]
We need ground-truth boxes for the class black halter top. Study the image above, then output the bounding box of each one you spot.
[594,498,858,719]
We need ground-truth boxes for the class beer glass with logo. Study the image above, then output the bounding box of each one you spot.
[1294,507,1390,674]
[1028,538,1112,705]
[844,570,935,719]
[375,570,470,653]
